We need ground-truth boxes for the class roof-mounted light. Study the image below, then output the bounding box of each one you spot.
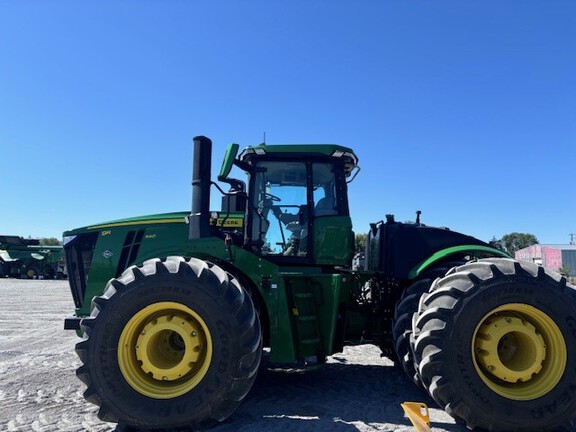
[332,150,359,166]
[239,146,267,160]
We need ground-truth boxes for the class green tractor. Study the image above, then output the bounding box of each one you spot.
[63,136,576,431]
[0,235,64,279]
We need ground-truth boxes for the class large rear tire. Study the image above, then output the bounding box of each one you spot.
[75,256,262,431]
[414,258,576,431]
[393,278,438,386]
[392,262,464,386]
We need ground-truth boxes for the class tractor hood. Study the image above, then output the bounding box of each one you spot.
[63,210,245,237]
[63,212,190,236]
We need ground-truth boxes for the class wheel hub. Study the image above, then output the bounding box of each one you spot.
[475,316,545,383]
[472,303,567,400]
[136,313,204,381]
[118,302,212,399]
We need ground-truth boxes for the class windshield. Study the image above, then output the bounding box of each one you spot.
[250,161,344,257]
[251,162,307,256]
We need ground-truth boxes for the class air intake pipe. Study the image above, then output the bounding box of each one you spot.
[190,135,212,239]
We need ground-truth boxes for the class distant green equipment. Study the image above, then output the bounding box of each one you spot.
[63,136,576,432]
[0,235,64,278]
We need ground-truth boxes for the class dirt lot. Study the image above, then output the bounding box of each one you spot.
[0,279,466,432]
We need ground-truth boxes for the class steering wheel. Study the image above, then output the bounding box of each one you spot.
[285,221,302,232]
[263,192,281,202]
[285,221,306,240]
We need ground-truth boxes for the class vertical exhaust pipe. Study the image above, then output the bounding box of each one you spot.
[190,135,212,239]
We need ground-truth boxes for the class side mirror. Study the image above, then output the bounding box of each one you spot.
[218,143,240,181]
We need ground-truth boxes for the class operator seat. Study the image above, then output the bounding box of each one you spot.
[314,197,337,217]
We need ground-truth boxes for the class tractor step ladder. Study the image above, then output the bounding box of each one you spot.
[289,279,323,358]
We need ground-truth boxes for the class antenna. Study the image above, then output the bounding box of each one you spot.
[263,132,266,144]
[570,233,575,245]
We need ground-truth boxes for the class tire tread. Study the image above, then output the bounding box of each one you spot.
[75,256,262,430]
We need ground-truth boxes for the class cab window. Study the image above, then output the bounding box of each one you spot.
[313,163,339,217]
[251,162,308,256]
[250,160,346,258]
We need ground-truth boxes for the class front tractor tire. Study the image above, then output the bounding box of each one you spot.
[75,256,262,431]
[414,258,576,431]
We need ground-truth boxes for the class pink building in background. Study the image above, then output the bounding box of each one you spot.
[515,244,576,275]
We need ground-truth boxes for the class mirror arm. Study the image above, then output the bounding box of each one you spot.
[232,159,252,172]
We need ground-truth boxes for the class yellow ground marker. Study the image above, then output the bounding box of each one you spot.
[401,402,431,432]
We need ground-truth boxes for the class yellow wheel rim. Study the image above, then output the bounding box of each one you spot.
[118,302,212,399]
[472,303,566,400]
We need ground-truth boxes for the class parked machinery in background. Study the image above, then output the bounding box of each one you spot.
[0,235,64,278]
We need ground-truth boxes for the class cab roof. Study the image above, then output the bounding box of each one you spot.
[239,144,359,167]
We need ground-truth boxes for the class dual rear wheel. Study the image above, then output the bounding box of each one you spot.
[395,258,576,431]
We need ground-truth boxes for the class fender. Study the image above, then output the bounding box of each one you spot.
[409,245,509,279]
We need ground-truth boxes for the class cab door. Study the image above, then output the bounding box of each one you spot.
[311,163,353,266]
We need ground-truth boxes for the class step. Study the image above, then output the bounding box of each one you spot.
[297,316,318,322]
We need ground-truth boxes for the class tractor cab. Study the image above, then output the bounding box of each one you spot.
[215,141,359,267]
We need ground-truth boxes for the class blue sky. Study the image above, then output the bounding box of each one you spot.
[1,1,574,244]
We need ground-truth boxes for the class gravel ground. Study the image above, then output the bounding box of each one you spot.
[0,279,466,432]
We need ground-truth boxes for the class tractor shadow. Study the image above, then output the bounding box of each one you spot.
[212,352,468,432]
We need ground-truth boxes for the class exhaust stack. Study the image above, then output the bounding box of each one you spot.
[190,135,212,239]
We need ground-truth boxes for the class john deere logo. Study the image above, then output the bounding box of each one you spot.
[210,217,244,228]
[102,250,113,259]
